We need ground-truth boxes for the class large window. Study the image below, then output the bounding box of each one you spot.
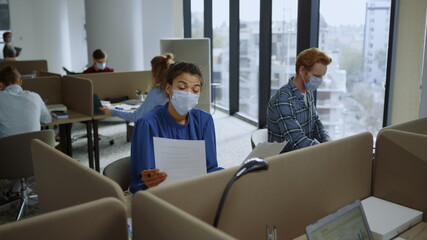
[319,0,391,139]
[271,0,298,95]
[212,0,230,109]
[191,0,204,38]
[239,0,260,120]
[184,0,395,131]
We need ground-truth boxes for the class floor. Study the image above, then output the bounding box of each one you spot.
[0,109,257,225]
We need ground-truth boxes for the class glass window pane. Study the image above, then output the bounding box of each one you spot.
[319,0,391,139]
[212,0,230,109]
[271,0,298,96]
[239,0,260,121]
[191,0,204,38]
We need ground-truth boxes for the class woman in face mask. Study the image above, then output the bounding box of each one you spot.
[129,61,223,193]
[99,53,173,122]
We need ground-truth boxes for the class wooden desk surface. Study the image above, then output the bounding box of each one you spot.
[293,222,427,240]
[43,109,92,126]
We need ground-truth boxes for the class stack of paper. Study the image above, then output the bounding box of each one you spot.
[362,196,423,240]
[46,104,67,112]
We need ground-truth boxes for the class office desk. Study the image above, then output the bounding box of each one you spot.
[43,110,95,169]
[91,103,140,172]
[293,222,427,240]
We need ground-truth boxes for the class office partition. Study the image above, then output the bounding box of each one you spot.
[0,60,48,75]
[134,132,374,239]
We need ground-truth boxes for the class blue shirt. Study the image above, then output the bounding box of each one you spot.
[0,85,52,138]
[130,104,222,193]
[267,77,330,153]
[111,87,168,122]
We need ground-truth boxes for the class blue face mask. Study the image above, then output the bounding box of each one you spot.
[304,75,323,92]
[95,62,106,70]
[171,89,199,115]
[6,37,12,43]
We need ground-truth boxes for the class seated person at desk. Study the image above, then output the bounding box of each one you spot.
[267,48,332,153]
[0,66,51,138]
[130,62,223,193]
[99,53,174,121]
[82,49,115,73]
[3,32,22,61]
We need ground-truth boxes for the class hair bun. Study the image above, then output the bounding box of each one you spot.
[165,53,174,60]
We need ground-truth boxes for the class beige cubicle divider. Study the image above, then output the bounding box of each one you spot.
[383,117,427,135]
[373,129,427,221]
[160,38,211,113]
[0,198,128,240]
[0,59,48,75]
[74,71,152,100]
[61,76,93,116]
[31,139,128,214]
[39,70,61,77]
[21,76,62,104]
[132,192,237,240]
[134,132,374,240]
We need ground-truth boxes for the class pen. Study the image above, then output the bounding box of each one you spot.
[115,107,124,110]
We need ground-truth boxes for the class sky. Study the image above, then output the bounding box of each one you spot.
[192,0,371,27]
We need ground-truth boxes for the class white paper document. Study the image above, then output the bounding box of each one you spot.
[244,141,287,161]
[153,137,207,185]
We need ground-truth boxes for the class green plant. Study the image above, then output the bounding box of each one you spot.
[135,89,144,95]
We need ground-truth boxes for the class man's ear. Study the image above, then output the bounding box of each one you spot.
[19,79,23,86]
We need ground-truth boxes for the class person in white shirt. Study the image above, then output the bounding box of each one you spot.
[0,66,52,138]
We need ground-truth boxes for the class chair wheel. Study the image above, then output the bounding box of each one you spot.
[109,140,114,145]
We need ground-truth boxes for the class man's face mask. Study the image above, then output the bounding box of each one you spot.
[303,69,323,92]
[96,62,106,70]
[170,89,199,115]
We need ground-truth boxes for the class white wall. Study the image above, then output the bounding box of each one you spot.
[85,0,144,72]
[142,0,183,70]
[391,0,427,124]
[8,0,87,74]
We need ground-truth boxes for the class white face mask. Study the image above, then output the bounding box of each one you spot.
[95,62,106,70]
[170,89,199,115]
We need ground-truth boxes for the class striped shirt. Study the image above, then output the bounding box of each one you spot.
[267,77,330,153]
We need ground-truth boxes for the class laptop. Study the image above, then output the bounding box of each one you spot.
[305,200,374,240]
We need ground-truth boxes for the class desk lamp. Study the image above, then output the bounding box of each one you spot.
[213,157,269,228]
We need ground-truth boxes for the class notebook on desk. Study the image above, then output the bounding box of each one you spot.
[305,200,374,240]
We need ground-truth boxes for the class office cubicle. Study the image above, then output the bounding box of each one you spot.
[0,59,48,75]
[133,132,374,239]
[74,71,152,100]
[373,129,427,221]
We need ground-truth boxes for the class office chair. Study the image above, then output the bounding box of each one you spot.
[250,128,268,149]
[103,157,131,191]
[0,130,55,220]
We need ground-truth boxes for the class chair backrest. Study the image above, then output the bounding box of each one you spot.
[0,130,55,179]
[0,197,128,240]
[103,157,131,191]
[251,128,268,149]
[31,139,126,214]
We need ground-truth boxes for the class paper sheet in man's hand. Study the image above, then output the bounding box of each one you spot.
[244,141,287,161]
[153,137,207,185]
